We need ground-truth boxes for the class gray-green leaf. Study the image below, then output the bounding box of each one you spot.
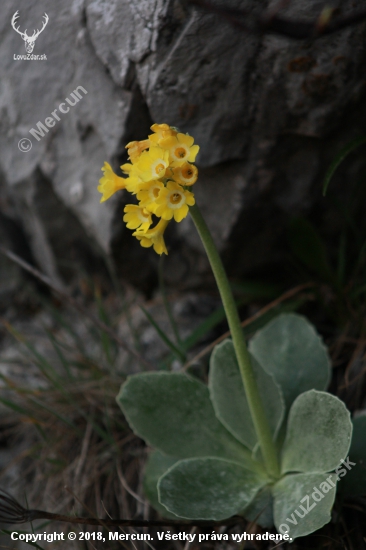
[209,340,284,450]
[249,314,330,410]
[117,372,256,467]
[281,390,352,474]
[338,414,366,497]
[158,457,268,520]
[273,473,337,540]
[143,451,180,518]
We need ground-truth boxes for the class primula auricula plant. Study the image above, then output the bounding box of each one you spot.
[98,125,366,540]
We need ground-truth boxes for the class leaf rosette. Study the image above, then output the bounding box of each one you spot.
[117,314,354,539]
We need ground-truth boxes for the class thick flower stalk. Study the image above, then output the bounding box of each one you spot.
[98,124,199,255]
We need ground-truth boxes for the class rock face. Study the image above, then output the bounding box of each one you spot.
[1,0,366,292]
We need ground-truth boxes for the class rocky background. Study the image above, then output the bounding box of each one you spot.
[1,0,366,296]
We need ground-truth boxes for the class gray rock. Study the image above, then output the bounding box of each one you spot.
[0,0,365,288]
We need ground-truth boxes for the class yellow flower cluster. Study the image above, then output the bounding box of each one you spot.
[98,124,199,255]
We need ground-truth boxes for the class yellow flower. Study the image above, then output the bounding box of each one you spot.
[171,162,198,186]
[133,219,169,255]
[159,133,200,164]
[98,123,200,255]
[125,139,150,162]
[123,205,152,232]
[119,162,145,194]
[149,123,177,146]
[124,175,144,194]
[135,147,170,182]
[120,161,138,176]
[155,181,195,222]
[98,162,126,203]
[136,180,164,213]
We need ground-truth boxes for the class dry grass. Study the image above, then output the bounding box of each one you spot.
[0,291,153,549]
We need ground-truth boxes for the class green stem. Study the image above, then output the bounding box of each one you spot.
[190,203,280,478]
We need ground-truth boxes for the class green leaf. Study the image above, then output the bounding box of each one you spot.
[249,313,331,411]
[158,304,229,369]
[143,451,180,518]
[323,136,366,196]
[338,414,366,497]
[287,217,334,282]
[242,485,274,528]
[273,473,337,540]
[117,373,257,467]
[158,457,267,520]
[141,306,185,362]
[230,280,281,301]
[281,390,352,474]
[209,340,284,450]
[181,305,227,351]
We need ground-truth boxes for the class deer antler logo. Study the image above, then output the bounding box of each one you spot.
[11,11,49,53]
